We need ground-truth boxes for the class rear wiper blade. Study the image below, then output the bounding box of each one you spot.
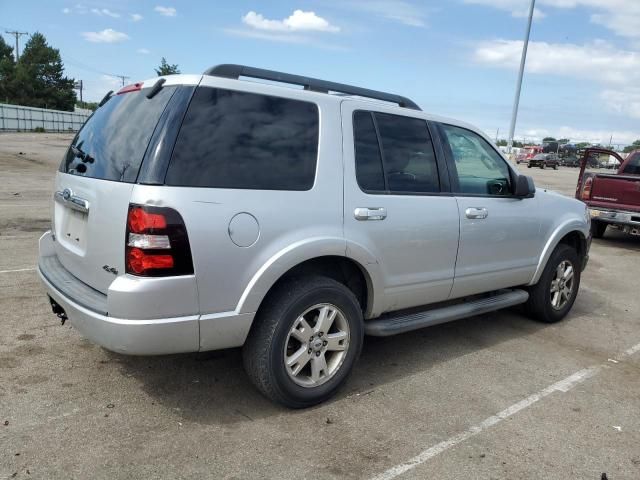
[71,145,94,164]
[98,90,113,107]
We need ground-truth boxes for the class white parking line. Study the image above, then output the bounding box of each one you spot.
[0,267,36,274]
[370,341,640,480]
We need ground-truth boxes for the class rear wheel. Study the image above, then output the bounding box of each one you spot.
[591,220,607,239]
[242,276,364,408]
[525,244,581,323]
[553,164,558,170]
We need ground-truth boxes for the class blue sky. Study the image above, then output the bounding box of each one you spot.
[1,0,639,145]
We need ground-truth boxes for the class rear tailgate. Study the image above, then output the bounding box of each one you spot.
[590,174,640,212]
[53,83,178,294]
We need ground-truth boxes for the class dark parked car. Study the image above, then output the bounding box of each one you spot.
[560,156,579,167]
[528,153,559,169]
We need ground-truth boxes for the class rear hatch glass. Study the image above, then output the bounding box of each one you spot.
[54,85,176,294]
[62,85,176,182]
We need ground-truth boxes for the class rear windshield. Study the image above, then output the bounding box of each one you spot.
[165,87,319,190]
[61,86,176,182]
[623,153,640,175]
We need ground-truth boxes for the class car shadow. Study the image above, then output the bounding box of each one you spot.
[110,298,598,426]
[594,228,640,252]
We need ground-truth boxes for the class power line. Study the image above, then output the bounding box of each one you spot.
[5,30,28,61]
[62,55,130,86]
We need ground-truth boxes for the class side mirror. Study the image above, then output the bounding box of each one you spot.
[514,175,535,198]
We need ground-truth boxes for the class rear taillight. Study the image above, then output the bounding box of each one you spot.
[125,205,193,277]
[581,176,593,201]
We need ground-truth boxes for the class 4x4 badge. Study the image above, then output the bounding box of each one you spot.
[102,265,118,275]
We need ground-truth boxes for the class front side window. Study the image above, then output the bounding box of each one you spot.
[439,124,512,196]
[352,111,440,194]
[165,87,319,190]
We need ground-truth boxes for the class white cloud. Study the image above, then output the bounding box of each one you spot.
[82,29,130,43]
[62,7,71,14]
[91,8,120,18]
[474,39,640,85]
[359,0,427,26]
[474,39,640,120]
[518,126,640,145]
[137,48,150,54]
[131,13,143,22]
[463,0,640,40]
[242,10,340,33]
[154,6,177,17]
[223,28,348,51]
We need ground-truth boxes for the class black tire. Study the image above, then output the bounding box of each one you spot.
[524,244,581,323]
[553,165,558,170]
[540,164,545,169]
[527,165,532,168]
[242,276,364,408]
[591,220,607,239]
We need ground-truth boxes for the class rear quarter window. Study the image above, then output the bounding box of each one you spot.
[165,87,319,190]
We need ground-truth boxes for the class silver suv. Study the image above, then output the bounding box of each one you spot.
[39,65,591,407]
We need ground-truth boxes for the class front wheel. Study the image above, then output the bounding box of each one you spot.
[242,276,364,408]
[524,244,581,323]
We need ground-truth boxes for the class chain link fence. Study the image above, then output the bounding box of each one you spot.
[0,103,91,132]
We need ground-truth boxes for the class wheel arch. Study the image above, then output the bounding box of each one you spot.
[529,221,588,285]
[236,238,381,319]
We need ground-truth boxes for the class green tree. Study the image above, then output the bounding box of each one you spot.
[0,35,15,103]
[496,139,507,146]
[155,57,180,76]
[576,142,591,149]
[557,138,570,144]
[76,100,99,111]
[542,137,556,142]
[12,32,76,110]
[623,140,640,153]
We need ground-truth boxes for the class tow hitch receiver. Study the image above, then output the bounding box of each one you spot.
[49,296,68,325]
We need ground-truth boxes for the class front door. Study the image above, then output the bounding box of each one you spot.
[341,102,460,314]
[436,123,541,298]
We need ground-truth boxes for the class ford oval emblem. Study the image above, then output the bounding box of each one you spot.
[62,188,72,201]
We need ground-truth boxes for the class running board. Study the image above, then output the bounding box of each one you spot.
[364,289,529,337]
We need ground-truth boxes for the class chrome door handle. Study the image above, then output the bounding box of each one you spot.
[465,207,488,219]
[54,188,90,214]
[354,207,387,221]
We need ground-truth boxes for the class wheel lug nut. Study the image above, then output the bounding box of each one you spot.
[323,341,328,346]
[318,332,323,337]
[308,348,312,354]
[315,351,321,356]
[309,336,314,342]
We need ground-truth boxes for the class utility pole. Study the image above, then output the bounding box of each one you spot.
[496,128,499,143]
[74,80,83,103]
[507,0,536,154]
[115,75,130,87]
[5,30,28,61]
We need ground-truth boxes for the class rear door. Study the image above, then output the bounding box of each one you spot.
[436,123,541,298]
[54,84,177,293]
[342,102,460,313]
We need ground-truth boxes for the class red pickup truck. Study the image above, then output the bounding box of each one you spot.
[576,148,640,238]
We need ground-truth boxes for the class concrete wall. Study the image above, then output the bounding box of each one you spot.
[0,103,91,132]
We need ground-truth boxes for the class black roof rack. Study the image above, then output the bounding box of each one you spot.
[203,64,421,111]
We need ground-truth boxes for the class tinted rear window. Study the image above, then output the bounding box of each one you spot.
[165,87,319,190]
[62,86,176,182]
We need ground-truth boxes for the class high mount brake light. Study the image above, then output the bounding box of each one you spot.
[125,204,194,277]
[117,82,144,95]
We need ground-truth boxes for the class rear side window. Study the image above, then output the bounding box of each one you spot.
[352,111,440,194]
[62,86,176,182]
[165,87,319,190]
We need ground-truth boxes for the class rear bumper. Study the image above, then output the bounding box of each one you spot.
[39,264,200,355]
[589,208,640,228]
[38,231,254,355]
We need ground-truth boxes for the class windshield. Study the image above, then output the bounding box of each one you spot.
[61,86,176,182]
